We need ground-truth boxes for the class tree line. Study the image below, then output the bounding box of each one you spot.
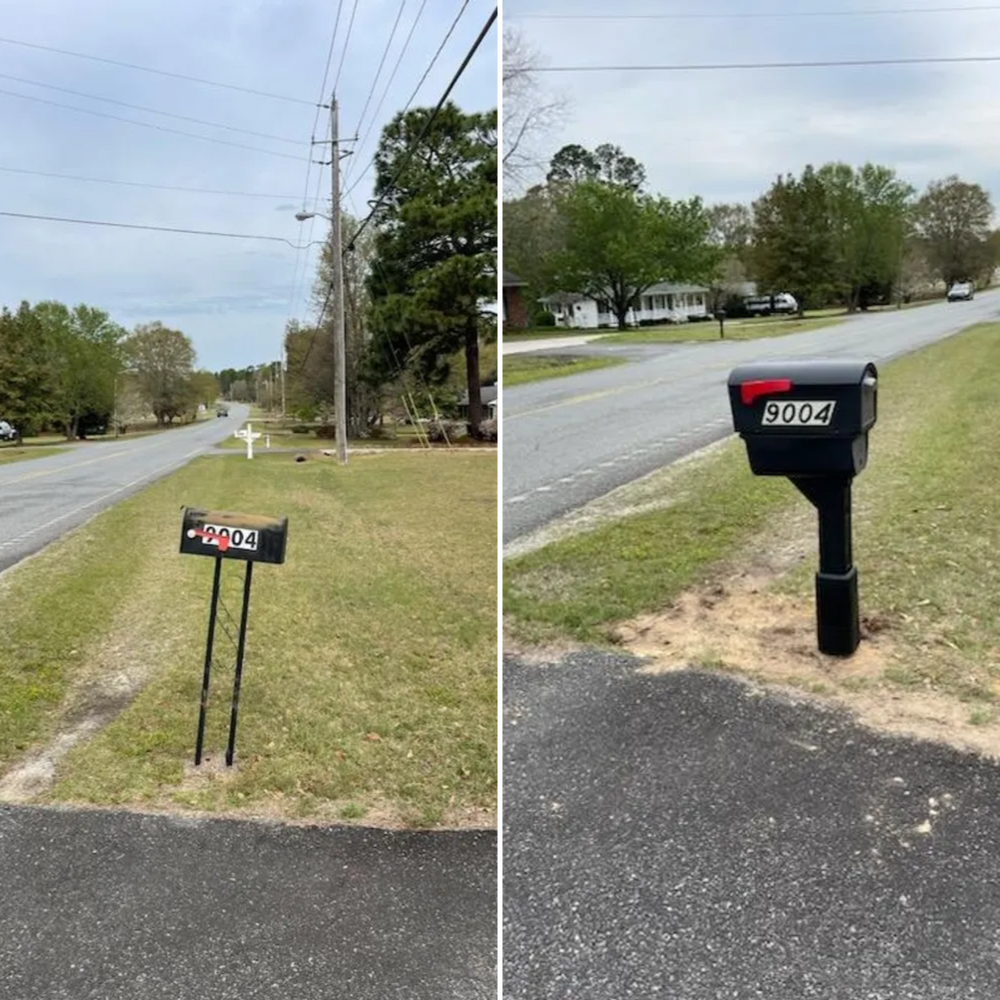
[504,142,1000,328]
[0,303,218,438]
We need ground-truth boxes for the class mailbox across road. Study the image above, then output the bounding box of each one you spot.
[728,360,878,657]
[180,507,288,766]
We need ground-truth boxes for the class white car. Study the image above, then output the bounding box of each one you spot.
[947,282,974,301]
[0,420,18,442]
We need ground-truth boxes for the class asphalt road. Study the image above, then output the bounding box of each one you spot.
[502,294,1000,544]
[0,805,496,999]
[504,652,1000,999]
[0,406,247,574]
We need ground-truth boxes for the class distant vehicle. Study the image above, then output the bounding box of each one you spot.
[947,281,974,302]
[0,420,18,442]
[744,292,799,316]
[216,406,229,417]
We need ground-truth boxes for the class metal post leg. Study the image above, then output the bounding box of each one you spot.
[195,557,223,765]
[225,561,254,766]
[792,477,860,657]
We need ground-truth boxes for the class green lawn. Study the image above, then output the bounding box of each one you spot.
[505,321,1000,708]
[0,446,72,464]
[0,450,497,828]
[595,315,843,344]
[503,354,627,386]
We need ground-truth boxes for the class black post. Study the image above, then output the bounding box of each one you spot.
[791,477,860,656]
[225,561,254,766]
[195,556,224,765]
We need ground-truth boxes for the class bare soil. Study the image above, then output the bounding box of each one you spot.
[613,508,1000,760]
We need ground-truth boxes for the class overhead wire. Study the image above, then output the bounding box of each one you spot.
[533,55,1000,72]
[510,4,1000,20]
[344,0,468,197]
[342,0,430,192]
[349,6,497,250]
[0,86,308,160]
[0,210,324,247]
[0,71,301,144]
[0,34,314,105]
[0,165,299,199]
[332,0,362,93]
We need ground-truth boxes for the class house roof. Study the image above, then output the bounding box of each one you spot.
[503,269,527,287]
[540,283,709,304]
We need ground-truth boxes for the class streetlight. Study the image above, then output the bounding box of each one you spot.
[292,207,347,464]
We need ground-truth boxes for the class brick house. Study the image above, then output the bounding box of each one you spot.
[502,270,529,330]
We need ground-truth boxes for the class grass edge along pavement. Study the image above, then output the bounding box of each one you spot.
[594,314,843,344]
[0,450,497,829]
[505,320,1000,709]
[503,353,627,387]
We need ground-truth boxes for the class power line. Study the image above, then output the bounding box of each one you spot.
[0,164,300,199]
[332,0,362,93]
[342,0,430,192]
[511,4,1000,19]
[533,54,1000,72]
[351,0,409,147]
[0,210,322,248]
[0,87,309,161]
[0,71,302,144]
[349,6,497,249]
[344,0,472,198]
[0,34,314,105]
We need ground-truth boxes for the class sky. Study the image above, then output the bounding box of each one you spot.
[0,0,498,371]
[503,1,1000,212]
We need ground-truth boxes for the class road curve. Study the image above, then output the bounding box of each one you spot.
[0,406,248,574]
[502,294,1000,544]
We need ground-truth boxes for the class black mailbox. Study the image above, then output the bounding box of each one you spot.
[180,507,288,564]
[727,359,879,658]
[728,360,877,477]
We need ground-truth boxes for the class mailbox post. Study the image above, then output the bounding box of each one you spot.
[180,507,288,765]
[728,360,877,656]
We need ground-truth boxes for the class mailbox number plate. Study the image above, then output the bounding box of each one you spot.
[762,400,836,427]
[186,524,259,553]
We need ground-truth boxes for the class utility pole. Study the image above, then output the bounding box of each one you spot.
[330,94,348,465]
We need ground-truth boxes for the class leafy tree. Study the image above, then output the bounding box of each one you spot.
[0,302,55,435]
[816,162,914,311]
[367,102,497,431]
[550,180,719,329]
[752,166,838,311]
[189,370,220,408]
[502,183,567,321]
[547,143,646,192]
[915,175,995,285]
[126,322,196,424]
[32,301,125,438]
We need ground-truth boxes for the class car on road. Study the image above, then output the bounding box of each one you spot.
[216,406,229,417]
[744,291,799,316]
[947,281,974,301]
[0,419,19,442]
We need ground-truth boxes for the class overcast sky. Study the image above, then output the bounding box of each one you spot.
[0,0,497,371]
[504,1,1000,212]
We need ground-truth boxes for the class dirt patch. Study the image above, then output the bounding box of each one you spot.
[615,556,1000,761]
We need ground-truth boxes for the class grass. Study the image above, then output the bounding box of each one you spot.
[504,321,1000,701]
[503,354,627,387]
[0,450,497,828]
[0,446,72,465]
[595,315,843,344]
[502,327,599,341]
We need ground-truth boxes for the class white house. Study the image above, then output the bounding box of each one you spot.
[541,282,711,329]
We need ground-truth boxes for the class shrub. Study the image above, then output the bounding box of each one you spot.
[534,310,556,327]
[314,423,337,439]
[478,419,498,442]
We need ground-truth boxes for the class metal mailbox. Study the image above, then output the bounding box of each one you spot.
[728,360,877,477]
[727,359,879,658]
[180,507,288,565]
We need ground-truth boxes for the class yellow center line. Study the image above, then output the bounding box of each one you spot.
[1,446,134,485]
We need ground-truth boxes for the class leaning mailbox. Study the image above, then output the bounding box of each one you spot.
[179,506,288,767]
[728,360,878,657]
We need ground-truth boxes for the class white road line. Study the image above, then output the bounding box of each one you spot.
[535,486,553,493]
[506,495,529,504]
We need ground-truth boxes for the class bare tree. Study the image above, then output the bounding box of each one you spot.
[503,26,564,185]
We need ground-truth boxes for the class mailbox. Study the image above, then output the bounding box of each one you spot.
[728,360,877,477]
[180,507,288,564]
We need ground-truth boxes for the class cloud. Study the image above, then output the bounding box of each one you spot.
[0,0,498,370]
[505,0,1000,214]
